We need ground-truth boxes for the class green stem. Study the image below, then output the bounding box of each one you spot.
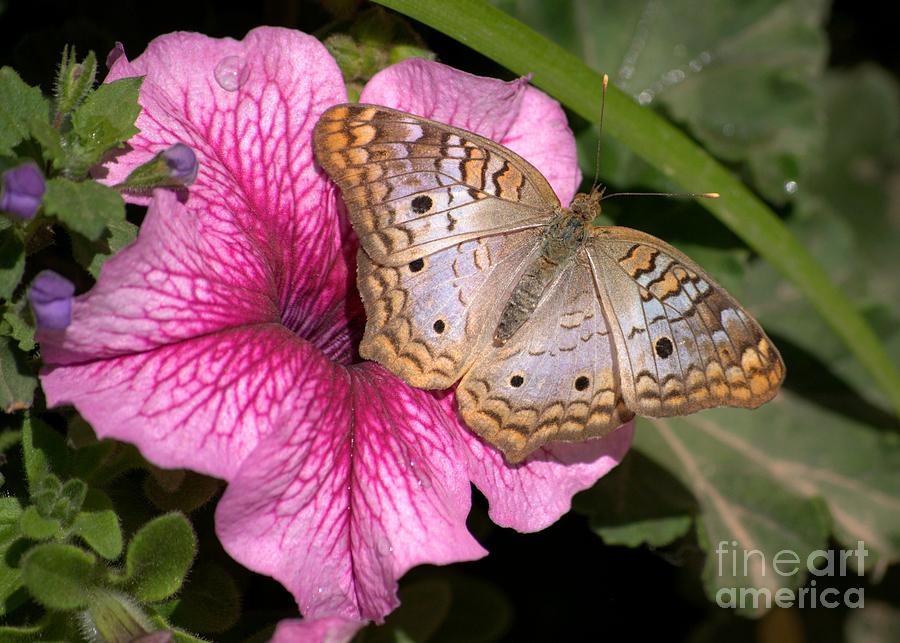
[373,0,900,417]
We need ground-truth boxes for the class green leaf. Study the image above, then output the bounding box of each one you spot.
[372,0,900,420]
[574,450,695,548]
[43,177,125,241]
[0,337,36,413]
[22,415,69,493]
[71,218,138,278]
[58,478,88,519]
[0,496,24,616]
[143,469,222,514]
[18,505,61,540]
[430,573,511,643]
[69,76,142,168]
[72,509,122,560]
[498,0,828,202]
[634,390,900,613]
[0,426,22,454]
[0,227,25,301]
[54,47,98,118]
[0,622,48,642]
[0,67,50,155]
[21,542,96,609]
[167,563,240,634]
[0,305,35,352]
[125,512,196,602]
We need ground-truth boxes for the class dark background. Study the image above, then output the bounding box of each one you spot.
[1,1,896,641]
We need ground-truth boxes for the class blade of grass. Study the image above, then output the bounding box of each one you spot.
[373,0,900,417]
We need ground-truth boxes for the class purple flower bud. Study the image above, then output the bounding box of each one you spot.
[106,41,126,69]
[28,270,75,331]
[1,162,46,220]
[130,631,174,643]
[161,143,198,185]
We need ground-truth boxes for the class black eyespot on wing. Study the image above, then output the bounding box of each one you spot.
[411,195,433,214]
[408,258,425,273]
[574,376,590,391]
[510,374,524,388]
[433,319,446,334]
[655,337,674,358]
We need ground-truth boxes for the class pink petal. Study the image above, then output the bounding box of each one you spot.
[360,59,581,203]
[101,27,353,313]
[502,87,582,205]
[432,391,634,532]
[40,190,274,365]
[272,616,363,643]
[215,363,486,622]
[463,420,635,532]
[41,322,326,479]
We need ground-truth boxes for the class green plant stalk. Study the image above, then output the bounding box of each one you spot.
[373,0,900,417]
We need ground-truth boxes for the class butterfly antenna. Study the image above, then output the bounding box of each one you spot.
[601,191,720,200]
[590,74,609,195]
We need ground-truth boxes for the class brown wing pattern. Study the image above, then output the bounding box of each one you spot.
[588,227,785,418]
[357,231,541,389]
[457,255,634,462]
[313,104,559,265]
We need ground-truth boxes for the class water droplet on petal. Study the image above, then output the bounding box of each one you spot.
[637,90,654,106]
[784,180,798,195]
[663,69,685,85]
[215,55,249,91]
[375,537,393,556]
[317,587,323,594]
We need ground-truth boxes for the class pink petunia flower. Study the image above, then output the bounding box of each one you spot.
[38,27,634,641]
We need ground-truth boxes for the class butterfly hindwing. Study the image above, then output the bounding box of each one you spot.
[357,230,541,389]
[314,104,559,265]
[587,227,785,417]
[457,255,633,462]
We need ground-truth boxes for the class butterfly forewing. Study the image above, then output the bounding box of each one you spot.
[314,104,558,265]
[587,227,784,417]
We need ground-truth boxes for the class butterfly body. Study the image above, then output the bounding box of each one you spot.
[314,103,785,462]
[495,202,591,345]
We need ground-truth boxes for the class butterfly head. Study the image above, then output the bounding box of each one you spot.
[570,186,604,224]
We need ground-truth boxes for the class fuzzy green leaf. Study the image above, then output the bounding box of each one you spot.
[125,512,196,602]
[22,415,69,493]
[167,563,240,633]
[0,337,36,413]
[0,227,25,301]
[21,542,96,609]
[54,47,98,118]
[72,509,122,560]
[43,177,125,241]
[0,497,24,616]
[71,218,138,278]
[69,76,142,168]
[0,305,35,352]
[0,67,49,155]
[18,505,61,540]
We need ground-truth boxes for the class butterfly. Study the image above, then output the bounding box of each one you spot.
[313,102,785,463]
